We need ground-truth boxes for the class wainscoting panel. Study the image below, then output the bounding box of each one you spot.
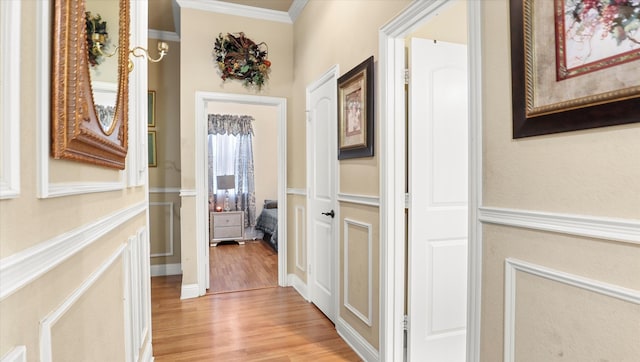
[504,258,640,362]
[149,202,174,257]
[343,219,373,326]
[40,244,127,361]
[295,206,306,272]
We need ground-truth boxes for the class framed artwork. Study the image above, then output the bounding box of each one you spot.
[148,90,156,127]
[148,131,157,167]
[510,0,640,138]
[337,56,374,159]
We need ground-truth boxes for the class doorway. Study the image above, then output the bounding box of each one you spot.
[195,92,288,295]
[379,1,482,361]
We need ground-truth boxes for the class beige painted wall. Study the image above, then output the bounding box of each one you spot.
[480,0,640,360]
[293,0,410,348]
[179,8,293,285]
[0,1,150,359]
[148,38,182,267]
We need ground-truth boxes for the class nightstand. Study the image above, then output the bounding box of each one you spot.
[210,211,245,246]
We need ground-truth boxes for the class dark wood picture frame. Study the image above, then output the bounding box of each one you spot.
[510,0,640,138]
[337,56,374,159]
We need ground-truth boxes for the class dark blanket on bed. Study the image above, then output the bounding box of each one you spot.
[255,208,278,250]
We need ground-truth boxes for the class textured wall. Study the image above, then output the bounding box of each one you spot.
[479,1,640,360]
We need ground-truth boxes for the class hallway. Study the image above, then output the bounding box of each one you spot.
[151,276,362,361]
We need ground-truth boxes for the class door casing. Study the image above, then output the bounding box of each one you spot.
[194,92,288,295]
[379,1,483,361]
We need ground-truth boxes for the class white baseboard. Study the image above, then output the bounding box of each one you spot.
[150,263,181,277]
[180,284,199,300]
[336,318,379,362]
[287,273,309,301]
[141,338,154,362]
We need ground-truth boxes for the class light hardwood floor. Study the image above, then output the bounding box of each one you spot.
[208,240,278,294]
[151,240,362,361]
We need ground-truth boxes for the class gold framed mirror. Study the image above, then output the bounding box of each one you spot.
[51,0,130,169]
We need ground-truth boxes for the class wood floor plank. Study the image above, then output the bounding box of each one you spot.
[208,240,278,294]
[152,265,361,361]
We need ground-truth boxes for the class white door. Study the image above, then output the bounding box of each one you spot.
[306,68,338,322]
[408,38,469,361]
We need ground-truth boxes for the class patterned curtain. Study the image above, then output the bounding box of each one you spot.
[207,114,256,227]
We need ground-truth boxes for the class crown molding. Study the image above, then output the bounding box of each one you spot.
[148,29,180,42]
[176,0,292,24]
[288,0,308,22]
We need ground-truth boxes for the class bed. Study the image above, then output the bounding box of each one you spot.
[255,200,278,251]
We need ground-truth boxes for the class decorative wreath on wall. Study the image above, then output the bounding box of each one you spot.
[85,12,109,67]
[213,32,271,89]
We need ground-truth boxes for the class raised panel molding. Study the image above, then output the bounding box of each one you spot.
[0,202,146,300]
[503,258,640,362]
[40,243,128,361]
[337,193,380,207]
[295,206,306,272]
[479,207,640,244]
[0,0,21,199]
[343,218,373,327]
[0,346,26,362]
[149,202,175,257]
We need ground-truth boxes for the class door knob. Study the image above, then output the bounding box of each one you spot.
[321,210,335,218]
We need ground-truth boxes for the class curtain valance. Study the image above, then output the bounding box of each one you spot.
[208,114,254,136]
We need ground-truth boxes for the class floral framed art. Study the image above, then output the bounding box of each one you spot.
[510,0,640,138]
[337,56,374,159]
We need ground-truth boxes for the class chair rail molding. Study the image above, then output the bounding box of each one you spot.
[0,202,146,300]
[479,207,640,244]
[337,193,380,207]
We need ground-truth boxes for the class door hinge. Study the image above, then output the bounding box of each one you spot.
[404,69,410,85]
[403,314,409,331]
[305,110,311,122]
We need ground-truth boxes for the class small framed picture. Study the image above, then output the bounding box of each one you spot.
[148,131,157,167]
[338,56,374,159]
[148,90,156,127]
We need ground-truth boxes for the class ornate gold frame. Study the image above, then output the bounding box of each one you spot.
[51,0,130,169]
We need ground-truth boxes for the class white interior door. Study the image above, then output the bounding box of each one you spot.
[306,69,337,322]
[408,38,469,361]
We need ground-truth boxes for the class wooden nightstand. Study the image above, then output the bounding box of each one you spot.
[210,211,245,246]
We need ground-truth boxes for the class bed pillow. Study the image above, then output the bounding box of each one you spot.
[264,200,278,209]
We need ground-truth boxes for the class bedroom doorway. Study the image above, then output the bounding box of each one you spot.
[194,92,288,296]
